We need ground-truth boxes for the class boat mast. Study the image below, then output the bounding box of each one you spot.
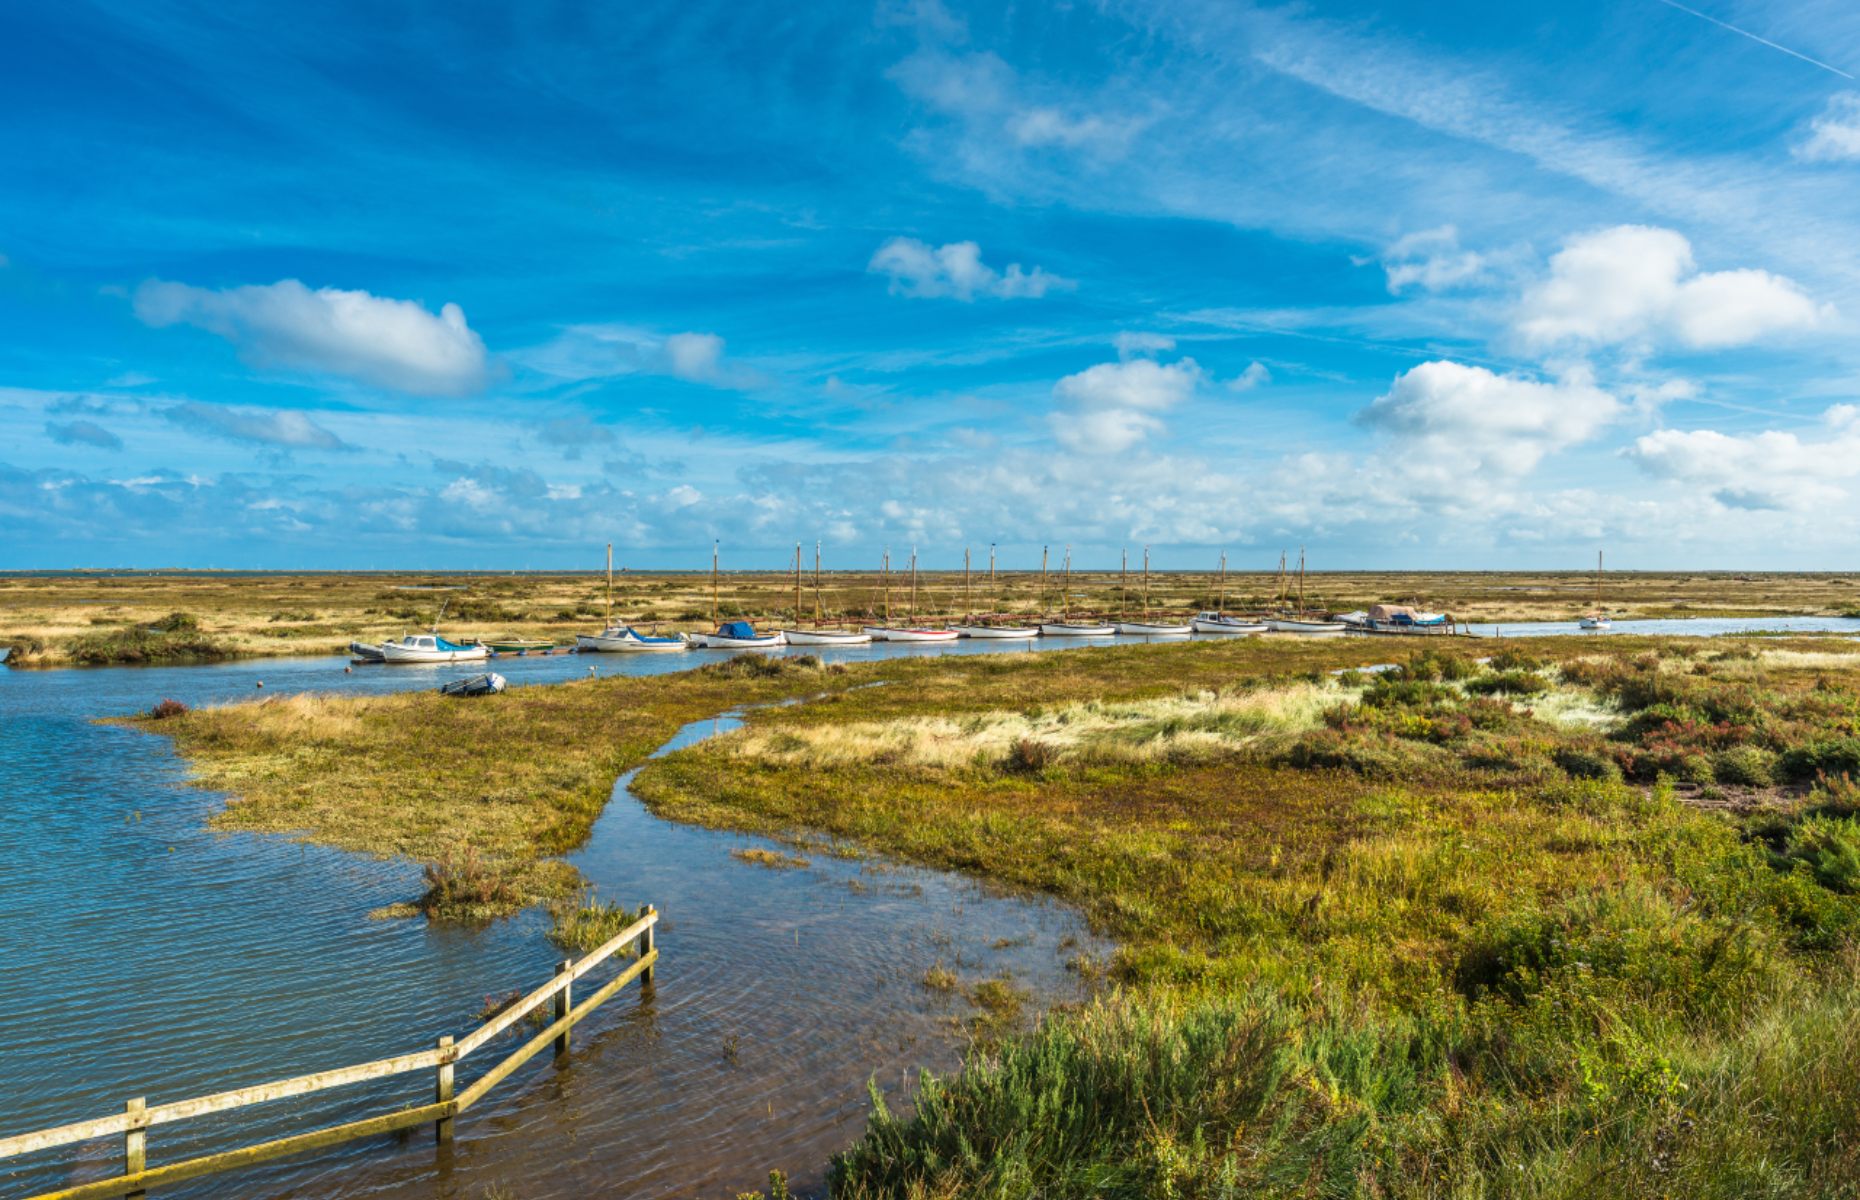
[1121,547,1128,617]
[990,543,997,613]
[1218,552,1228,617]
[814,541,823,626]
[1063,546,1072,621]
[1596,550,1604,609]
[1041,545,1049,615]
[605,542,613,627]
[882,547,891,625]
[1276,551,1286,611]
[711,540,719,626]
[1143,546,1151,619]
[1298,546,1307,614]
[910,546,919,623]
[965,546,972,617]
[794,542,803,628]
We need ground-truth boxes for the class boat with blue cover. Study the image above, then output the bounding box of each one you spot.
[379,633,491,664]
[696,620,784,649]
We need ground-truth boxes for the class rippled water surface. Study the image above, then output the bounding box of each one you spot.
[0,641,1108,1199]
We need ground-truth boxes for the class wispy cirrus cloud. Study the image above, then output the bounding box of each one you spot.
[45,419,123,450]
[134,279,488,395]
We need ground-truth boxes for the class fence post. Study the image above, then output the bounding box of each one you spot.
[434,1036,455,1145]
[124,1097,147,1200]
[641,905,657,985]
[554,960,572,1059]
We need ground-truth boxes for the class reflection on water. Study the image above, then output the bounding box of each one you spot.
[0,647,1102,1200]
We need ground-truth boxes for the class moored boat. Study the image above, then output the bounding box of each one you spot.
[349,640,386,663]
[577,626,690,652]
[1192,613,1267,634]
[782,628,872,645]
[379,634,491,664]
[1039,621,1117,637]
[1579,551,1612,629]
[696,620,784,649]
[865,626,960,642]
[1266,617,1348,634]
[483,637,556,654]
[1115,620,1193,635]
[953,624,1039,639]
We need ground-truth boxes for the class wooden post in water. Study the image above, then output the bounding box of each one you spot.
[434,1038,454,1146]
[641,904,657,984]
[553,960,572,1059]
[124,1097,147,1199]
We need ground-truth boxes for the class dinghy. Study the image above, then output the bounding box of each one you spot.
[953,624,1039,639]
[379,634,491,664]
[439,672,506,697]
[483,638,555,654]
[576,626,690,652]
[782,541,873,644]
[1192,612,1267,634]
[349,640,386,663]
[697,620,784,649]
[1115,620,1193,635]
[1266,616,1349,634]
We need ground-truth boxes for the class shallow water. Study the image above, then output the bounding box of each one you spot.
[1465,615,1860,638]
[0,643,1106,1199]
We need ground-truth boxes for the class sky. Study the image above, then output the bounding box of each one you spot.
[4,0,1860,570]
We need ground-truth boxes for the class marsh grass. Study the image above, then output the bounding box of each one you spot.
[731,847,810,870]
[628,637,1860,1197]
[546,890,645,954]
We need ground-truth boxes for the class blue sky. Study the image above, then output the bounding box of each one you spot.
[4,0,1860,569]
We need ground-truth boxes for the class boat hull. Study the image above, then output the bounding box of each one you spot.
[1578,617,1612,630]
[576,632,689,652]
[864,627,960,643]
[348,641,386,663]
[697,634,786,649]
[1266,619,1348,634]
[1039,623,1117,637]
[439,672,506,697]
[1115,621,1193,636]
[952,625,1039,639]
[780,629,873,645]
[1191,617,1266,635]
[380,643,491,664]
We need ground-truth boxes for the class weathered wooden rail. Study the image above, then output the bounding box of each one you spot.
[0,907,658,1200]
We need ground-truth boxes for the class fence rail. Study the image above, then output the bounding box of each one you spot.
[1,906,658,1200]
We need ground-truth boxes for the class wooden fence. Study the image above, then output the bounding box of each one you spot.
[0,907,658,1200]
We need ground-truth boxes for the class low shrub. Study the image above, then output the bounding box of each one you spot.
[1554,745,1624,782]
[1714,744,1777,788]
[420,845,519,921]
[546,890,645,954]
[148,611,200,632]
[1465,669,1551,696]
[1779,738,1860,785]
[1006,737,1062,774]
[147,698,190,720]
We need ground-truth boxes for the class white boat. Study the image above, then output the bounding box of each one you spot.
[0,646,11,665]
[379,634,491,664]
[696,621,785,649]
[953,624,1039,639]
[865,626,959,643]
[1266,617,1348,634]
[349,640,386,663]
[439,672,506,697]
[1039,622,1116,637]
[781,628,873,645]
[1579,615,1612,630]
[1192,612,1267,635]
[1115,620,1193,636]
[576,626,690,652]
[1579,552,1611,630]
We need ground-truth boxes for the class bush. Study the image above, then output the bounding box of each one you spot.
[1393,649,1477,683]
[1487,646,1548,672]
[420,845,519,920]
[1006,738,1062,774]
[1779,738,1860,785]
[147,698,189,720]
[1780,815,1860,894]
[1554,745,1624,782]
[1714,745,1777,788]
[1465,669,1551,697]
[148,611,200,632]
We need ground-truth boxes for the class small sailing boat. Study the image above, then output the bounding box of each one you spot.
[1039,546,1116,636]
[1115,547,1193,636]
[693,541,783,648]
[577,543,690,652]
[1579,552,1612,630]
[1266,548,1346,634]
[866,547,958,642]
[1192,552,1268,634]
[782,542,872,645]
[953,544,1038,638]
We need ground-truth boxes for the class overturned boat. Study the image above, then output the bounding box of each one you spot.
[439,672,506,697]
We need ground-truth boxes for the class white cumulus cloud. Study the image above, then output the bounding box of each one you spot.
[1377,226,1489,293]
[1050,357,1200,454]
[1358,360,1620,476]
[134,279,488,395]
[161,402,349,450]
[868,237,1073,301]
[1514,226,1826,353]
[1795,92,1860,163]
[1626,406,1860,510]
